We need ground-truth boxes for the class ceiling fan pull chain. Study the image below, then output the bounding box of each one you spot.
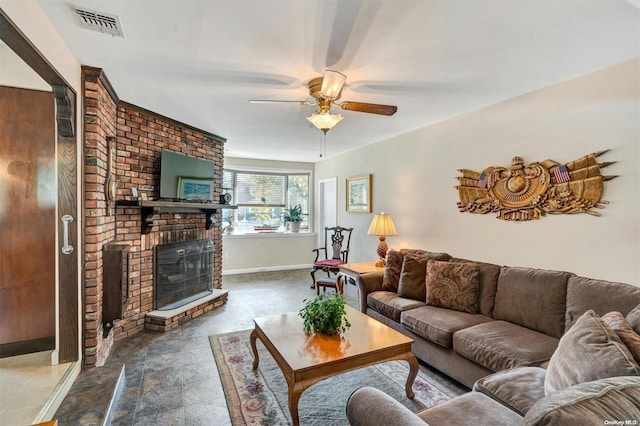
[320,132,327,158]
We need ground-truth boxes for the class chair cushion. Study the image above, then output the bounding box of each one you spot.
[454,321,559,372]
[426,260,479,314]
[565,275,640,333]
[473,366,547,416]
[397,256,429,301]
[524,376,640,426]
[315,259,343,267]
[401,305,493,348]
[602,311,640,363]
[544,310,640,395]
[367,291,427,322]
[450,258,501,317]
[493,267,570,339]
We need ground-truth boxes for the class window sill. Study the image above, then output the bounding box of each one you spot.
[222,231,317,239]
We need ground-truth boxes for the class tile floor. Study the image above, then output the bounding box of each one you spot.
[107,269,360,425]
[0,351,72,425]
[4,269,466,425]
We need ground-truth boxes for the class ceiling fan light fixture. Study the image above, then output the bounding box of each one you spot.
[320,70,346,100]
[306,111,343,133]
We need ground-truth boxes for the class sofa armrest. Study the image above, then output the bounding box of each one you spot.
[346,387,427,426]
[523,376,640,426]
[355,270,385,313]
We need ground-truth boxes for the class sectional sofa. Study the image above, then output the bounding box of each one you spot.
[354,248,640,388]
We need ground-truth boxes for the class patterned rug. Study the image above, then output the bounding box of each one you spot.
[209,330,466,426]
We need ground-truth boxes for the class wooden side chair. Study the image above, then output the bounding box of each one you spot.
[310,226,353,289]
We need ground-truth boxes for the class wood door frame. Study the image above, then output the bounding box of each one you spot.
[0,11,79,363]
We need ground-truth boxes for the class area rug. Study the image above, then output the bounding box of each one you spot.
[209,330,466,426]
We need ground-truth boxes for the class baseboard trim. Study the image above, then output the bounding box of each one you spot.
[32,360,81,424]
[0,337,55,358]
[222,264,312,275]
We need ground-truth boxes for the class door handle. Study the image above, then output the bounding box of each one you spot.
[61,215,74,255]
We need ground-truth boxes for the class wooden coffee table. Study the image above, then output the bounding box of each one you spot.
[249,305,418,425]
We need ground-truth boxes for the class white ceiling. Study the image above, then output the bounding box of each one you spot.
[35,0,639,162]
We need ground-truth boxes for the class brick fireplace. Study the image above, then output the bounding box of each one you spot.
[82,66,227,367]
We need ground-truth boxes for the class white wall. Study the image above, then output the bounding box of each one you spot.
[316,59,640,286]
[222,157,318,273]
[0,45,51,91]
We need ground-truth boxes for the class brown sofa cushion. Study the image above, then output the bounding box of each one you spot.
[454,320,559,372]
[473,366,547,416]
[524,376,640,426]
[493,267,570,339]
[565,275,640,332]
[545,310,640,395]
[426,260,479,314]
[397,256,429,301]
[450,258,501,317]
[602,311,640,363]
[400,305,493,348]
[381,249,450,292]
[367,291,426,322]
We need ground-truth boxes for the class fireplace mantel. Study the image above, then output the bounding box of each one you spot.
[116,200,238,234]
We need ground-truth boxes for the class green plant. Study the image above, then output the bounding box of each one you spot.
[299,293,351,335]
[284,204,303,223]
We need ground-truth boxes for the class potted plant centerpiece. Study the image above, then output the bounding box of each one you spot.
[284,204,303,232]
[299,293,351,335]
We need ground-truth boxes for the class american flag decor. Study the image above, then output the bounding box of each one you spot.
[476,172,489,188]
[553,165,571,183]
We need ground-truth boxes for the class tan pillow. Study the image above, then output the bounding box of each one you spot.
[382,249,404,292]
[397,256,429,301]
[602,311,640,363]
[544,310,640,395]
[426,260,480,314]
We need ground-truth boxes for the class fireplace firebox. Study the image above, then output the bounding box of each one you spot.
[154,239,214,310]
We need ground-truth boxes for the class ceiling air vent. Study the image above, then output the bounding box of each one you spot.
[74,8,124,37]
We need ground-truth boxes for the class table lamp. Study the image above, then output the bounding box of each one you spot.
[367,212,398,267]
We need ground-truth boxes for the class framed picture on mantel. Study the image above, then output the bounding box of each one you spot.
[346,174,372,213]
[178,177,214,201]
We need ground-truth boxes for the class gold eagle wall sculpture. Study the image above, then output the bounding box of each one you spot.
[456,150,617,221]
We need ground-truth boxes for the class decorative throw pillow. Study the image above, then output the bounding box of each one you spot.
[397,256,429,301]
[626,304,640,335]
[544,310,640,395]
[382,249,404,292]
[425,260,480,314]
[602,311,640,363]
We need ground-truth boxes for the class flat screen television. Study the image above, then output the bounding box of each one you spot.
[159,150,215,201]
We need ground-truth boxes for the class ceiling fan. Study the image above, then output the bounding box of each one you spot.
[249,70,397,134]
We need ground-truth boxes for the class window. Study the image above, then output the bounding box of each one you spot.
[222,169,310,234]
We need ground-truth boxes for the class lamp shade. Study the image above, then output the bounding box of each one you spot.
[367,213,398,237]
[306,111,343,132]
[320,70,347,100]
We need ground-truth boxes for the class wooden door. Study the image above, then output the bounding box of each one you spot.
[0,86,56,356]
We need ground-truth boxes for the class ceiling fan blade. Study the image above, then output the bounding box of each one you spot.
[249,100,310,105]
[339,101,397,116]
[320,70,346,100]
